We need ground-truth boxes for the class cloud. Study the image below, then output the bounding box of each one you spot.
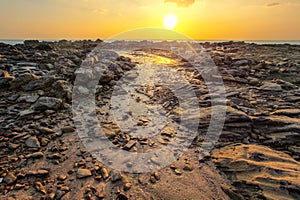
[164,0,196,7]
[266,2,280,7]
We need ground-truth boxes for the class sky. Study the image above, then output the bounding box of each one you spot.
[0,0,300,40]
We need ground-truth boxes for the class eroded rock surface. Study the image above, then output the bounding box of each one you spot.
[212,144,300,200]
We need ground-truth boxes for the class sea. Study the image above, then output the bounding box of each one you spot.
[1,39,300,46]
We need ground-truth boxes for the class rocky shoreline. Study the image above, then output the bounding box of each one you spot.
[0,40,300,200]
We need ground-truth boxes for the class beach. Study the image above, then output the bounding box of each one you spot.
[0,40,300,199]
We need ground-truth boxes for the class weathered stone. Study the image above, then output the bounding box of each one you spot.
[23,76,56,91]
[19,109,35,117]
[37,126,55,134]
[259,82,282,91]
[61,126,75,133]
[25,136,40,148]
[27,169,49,176]
[8,143,19,150]
[35,181,47,194]
[123,140,136,150]
[49,80,72,102]
[110,170,122,182]
[18,94,39,103]
[10,73,38,89]
[4,172,17,185]
[32,97,63,111]
[31,152,44,158]
[76,169,92,179]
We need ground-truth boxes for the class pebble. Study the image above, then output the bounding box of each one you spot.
[101,167,109,179]
[37,126,55,134]
[174,169,182,176]
[76,169,92,179]
[124,182,132,191]
[4,173,17,185]
[25,136,40,148]
[123,140,136,150]
[31,152,44,158]
[110,170,122,182]
[57,175,67,181]
[61,126,75,133]
[27,169,49,176]
[35,181,47,194]
[8,143,19,150]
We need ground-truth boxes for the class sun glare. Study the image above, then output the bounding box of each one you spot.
[163,14,178,29]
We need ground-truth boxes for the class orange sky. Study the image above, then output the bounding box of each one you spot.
[0,0,299,40]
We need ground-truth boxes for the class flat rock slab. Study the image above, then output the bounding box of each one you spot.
[212,144,300,200]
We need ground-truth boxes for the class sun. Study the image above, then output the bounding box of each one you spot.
[163,14,178,29]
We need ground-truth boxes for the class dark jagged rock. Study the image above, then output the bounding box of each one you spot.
[32,97,63,111]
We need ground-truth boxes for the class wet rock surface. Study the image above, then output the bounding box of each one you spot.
[0,40,299,199]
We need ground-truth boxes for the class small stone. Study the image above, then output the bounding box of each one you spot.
[80,148,87,154]
[61,126,75,133]
[110,170,122,182]
[152,172,160,181]
[37,127,55,134]
[49,193,56,200]
[116,193,129,200]
[59,186,70,191]
[150,157,160,165]
[32,97,62,111]
[260,82,282,91]
[76,169,92,179]
[25,136,40,148]
[183,164,194,171]
[35,181,47,194]
[174,169,182,176]
[94,165,101,171]
[27,169,49,176]
[8,143,19,150]
[124,182,132,191]
[19,109,35,117]
[18,94,39,103]
[47,153,61,160]
[57,175,67,181]
[158,137,168,145]
[101,167,109,179]
[149,176,157,184]
[7,93,20,101]
[123,140,136,150]
[95,175,102,181]
[31,152,44,158]
[4,172,17,185]
[15,183,26,190]
[170,164,176,170]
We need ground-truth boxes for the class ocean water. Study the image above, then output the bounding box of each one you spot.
[1,39,300,46]
[0,40,24,45]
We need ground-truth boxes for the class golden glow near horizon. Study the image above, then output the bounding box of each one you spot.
[164,14,178,29]
[0,0,299,40]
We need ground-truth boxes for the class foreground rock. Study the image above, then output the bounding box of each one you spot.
[212,144,300,200]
